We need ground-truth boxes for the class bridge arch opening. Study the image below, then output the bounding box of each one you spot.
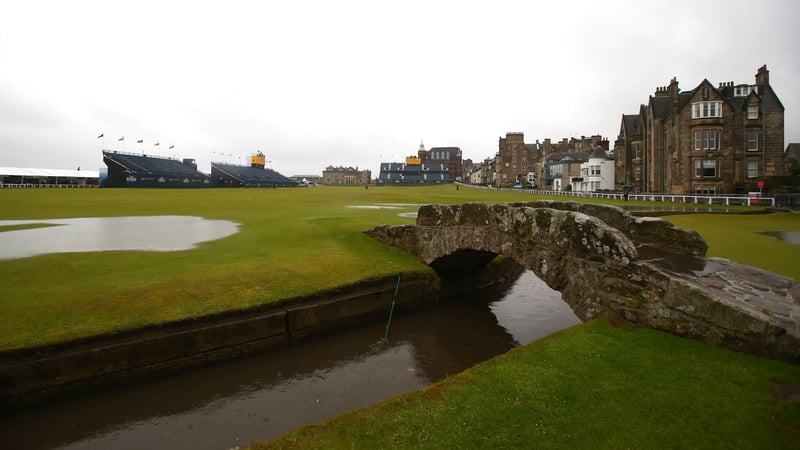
[429,248,577,316]
[429,250,584,345]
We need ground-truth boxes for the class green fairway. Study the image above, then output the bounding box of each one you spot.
[2,186,798,448]
[0,186,794,351]
[0,185,558,351]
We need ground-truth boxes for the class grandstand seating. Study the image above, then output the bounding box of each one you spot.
[104,151,201,176]
[378,162,451,184]
[102,150,210,187]
[211,163,298,187]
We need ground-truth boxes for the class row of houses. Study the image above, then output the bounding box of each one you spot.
[465,65,795,194]
[465,133,614,191]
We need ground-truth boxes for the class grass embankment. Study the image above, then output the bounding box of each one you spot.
[256,319,800,449]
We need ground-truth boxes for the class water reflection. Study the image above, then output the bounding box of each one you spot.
[637,245,726,277]
[0,216,240,260]
[0,270,580,450]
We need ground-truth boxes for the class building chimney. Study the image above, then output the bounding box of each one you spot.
[669,77,680,114]
[755,65,769,85]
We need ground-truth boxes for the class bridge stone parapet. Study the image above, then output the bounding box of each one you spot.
[506,201,708,255]
[366,202,800,362]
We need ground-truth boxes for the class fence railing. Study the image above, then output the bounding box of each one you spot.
[463,184,777,207]
[0,183,98,189]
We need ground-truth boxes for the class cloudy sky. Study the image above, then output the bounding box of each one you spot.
[1,0,798,177]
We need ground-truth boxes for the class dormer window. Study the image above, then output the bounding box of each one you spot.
[734,85,758,97]
[691,101,722,119]
[747,105,758,119]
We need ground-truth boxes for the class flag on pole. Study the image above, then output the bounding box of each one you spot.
[137,139,143,144]
[118,136,125,141]
[97,133,104,139]
[169,145,175,149]
[154,142,160,146]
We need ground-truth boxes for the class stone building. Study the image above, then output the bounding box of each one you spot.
[322,166,371,185]
[530,135,607,189]
[615,65,785,194]
[543,152,589,191]
[417,142,464,181]
[495,133,543,187]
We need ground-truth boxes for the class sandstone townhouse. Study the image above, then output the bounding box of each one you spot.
[615,65,785,194]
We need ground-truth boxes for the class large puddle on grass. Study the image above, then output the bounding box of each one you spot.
[0,270,581,450]
[757,230,800,245]
[0,216,240,260]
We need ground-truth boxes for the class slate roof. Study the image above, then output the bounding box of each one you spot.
[622,114,638,135]
[650,96,669,118]
[589,147,612,160]
[678,91,693,109]
[545,152,589,164]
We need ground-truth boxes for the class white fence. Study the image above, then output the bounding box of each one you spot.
[0,183,98,188]
[464,184,775,207]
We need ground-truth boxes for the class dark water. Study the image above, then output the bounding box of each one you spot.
[0,270,580,450]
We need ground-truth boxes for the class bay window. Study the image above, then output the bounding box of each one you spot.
[692,101,722,119]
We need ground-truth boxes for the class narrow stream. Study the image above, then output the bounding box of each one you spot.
[0,270,581,450]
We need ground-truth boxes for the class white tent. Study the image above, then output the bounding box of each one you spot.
[0,167,100,187]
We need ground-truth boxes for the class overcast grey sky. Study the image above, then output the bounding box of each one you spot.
[1,0,798,177]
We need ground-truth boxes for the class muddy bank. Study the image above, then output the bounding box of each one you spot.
[0,272,439,409]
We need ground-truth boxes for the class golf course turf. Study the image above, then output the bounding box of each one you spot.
[1,185,798,448]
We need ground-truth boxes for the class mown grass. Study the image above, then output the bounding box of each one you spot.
[0,185,563,351]
[0,186,793,351]
[2,185,798,448]
[255,319,800,449]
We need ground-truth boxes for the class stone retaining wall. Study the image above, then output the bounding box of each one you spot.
[0,273,439,409]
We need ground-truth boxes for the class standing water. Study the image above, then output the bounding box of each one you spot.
[0,270,580,449]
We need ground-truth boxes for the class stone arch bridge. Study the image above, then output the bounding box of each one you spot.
[367,201,800,362]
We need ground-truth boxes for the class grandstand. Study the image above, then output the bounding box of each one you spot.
[377,157,452,184]
[211,152,298,187]
[102,150,210,187]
